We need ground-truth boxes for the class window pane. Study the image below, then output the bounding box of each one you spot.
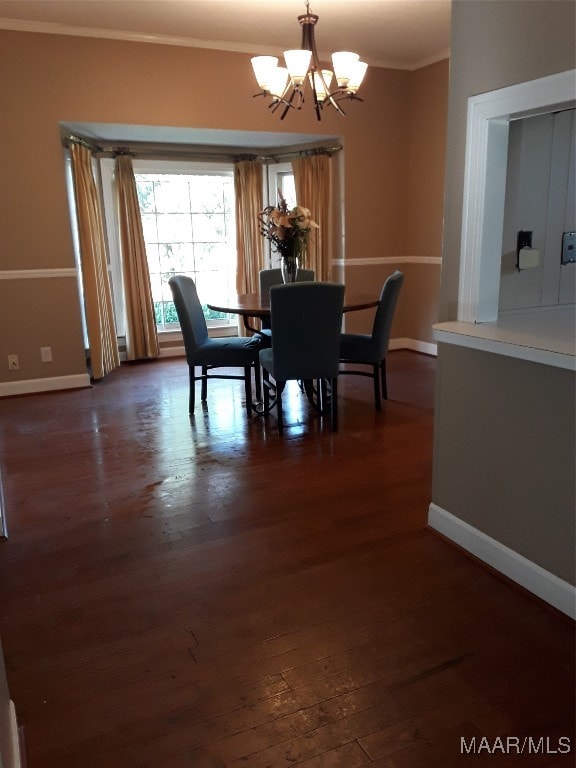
[158,242,191,275]
[156,213,193,242]
[279,173,296,207]
[137,181,156,213]
[192,212,226,242]
[135,171,236,330]
[154,180,190,212]
[189,176,230,212]
[149,272,163,302]
[141,214,159,243]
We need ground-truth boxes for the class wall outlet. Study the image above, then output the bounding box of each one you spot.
[8,354,19,371]
[40,346,52,363]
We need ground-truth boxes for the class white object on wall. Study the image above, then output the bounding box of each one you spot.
[517,247,541,270]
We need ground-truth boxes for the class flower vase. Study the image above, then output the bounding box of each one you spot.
[281,255,300,284]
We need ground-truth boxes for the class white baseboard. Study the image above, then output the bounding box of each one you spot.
[0,343,435,396]
[0,373,91,398]
[6,700,21,768]
[389,338,437,356]
[159,345,185,358]
[428,503,576,619]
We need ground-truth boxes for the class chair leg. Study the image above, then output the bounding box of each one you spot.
[331,377,338,431]
[253,359,262,401]
[381,358,388,400]
[201,365,208,402]
[188,366,196,414]
[318,378,324,413]
[373,364,382,411]
[263,368,270,415]
[244,366,252,417]
[276,380,285,435]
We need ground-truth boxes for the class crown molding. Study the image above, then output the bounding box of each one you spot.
[0,18,449,71]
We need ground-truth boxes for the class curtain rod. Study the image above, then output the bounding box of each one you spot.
[63,134,103,153]
[65,140,342,164]
[260,145,342,162]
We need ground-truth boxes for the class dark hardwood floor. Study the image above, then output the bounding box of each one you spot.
[0,351,573,768]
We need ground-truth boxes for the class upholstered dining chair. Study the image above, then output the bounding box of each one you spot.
[258,267,315,341]
[339,270,404,411]
[259,282,345,435]
[168,275,263,417]
[259,267,316,296]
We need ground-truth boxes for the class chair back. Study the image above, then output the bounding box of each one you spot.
[168,275,209,360]
[269,282,344,381]
[259,267,315,295]
[371,270,404,355]
[259,268,316,331]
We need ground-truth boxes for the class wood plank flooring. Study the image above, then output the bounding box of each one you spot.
[0,351,573,768]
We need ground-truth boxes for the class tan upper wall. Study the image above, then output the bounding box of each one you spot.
[407,60,448,259]
[0,30,448,384]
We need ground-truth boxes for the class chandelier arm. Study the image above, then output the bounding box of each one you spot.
[301,12,346,117]
[308,73,324,121]
[279,87,301,120]
[328,90,363,103]
[280,97,295,121]
[310,80,322,121]
[325,91,345,115]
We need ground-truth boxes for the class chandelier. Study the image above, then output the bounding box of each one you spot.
[251,1,367,121]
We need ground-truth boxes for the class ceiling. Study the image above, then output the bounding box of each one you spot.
[2,0,451,150]
[0,0,451,70]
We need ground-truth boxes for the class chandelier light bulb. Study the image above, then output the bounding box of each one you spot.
[310,69,333,102]
[269,67,289,100]
[331,51,360,88]
[284,49,312,86]
[346,61,368,94]
[251,56,280,91]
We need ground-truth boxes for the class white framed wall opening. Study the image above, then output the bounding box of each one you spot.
[458,69,576,323]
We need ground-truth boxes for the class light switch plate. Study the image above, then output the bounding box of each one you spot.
[561,231,576,264]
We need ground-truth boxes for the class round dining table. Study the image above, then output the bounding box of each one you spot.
[207,291,379,333]
[207,290,380,414]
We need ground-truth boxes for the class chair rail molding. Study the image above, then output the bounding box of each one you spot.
[458,69,576,323]
[0,268,77,280]
[334,256,441,267]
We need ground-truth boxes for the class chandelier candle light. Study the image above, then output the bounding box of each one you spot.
[251,1,368,120]
[258,193,319,283]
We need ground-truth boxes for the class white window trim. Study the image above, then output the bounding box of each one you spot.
[458,69,576,323]
[100,158,125,336]
[264,162,293,268]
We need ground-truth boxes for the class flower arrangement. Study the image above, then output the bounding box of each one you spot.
[258,192,318,261]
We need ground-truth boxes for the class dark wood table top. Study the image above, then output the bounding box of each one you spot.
[207,292,379,318]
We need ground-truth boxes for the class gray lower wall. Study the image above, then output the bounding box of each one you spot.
[432,344,576,585]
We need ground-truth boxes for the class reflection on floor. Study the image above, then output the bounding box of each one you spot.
[0,351,573,768]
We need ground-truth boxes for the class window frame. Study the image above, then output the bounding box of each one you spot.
[264,162,295,268]
[100,157,238,335]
